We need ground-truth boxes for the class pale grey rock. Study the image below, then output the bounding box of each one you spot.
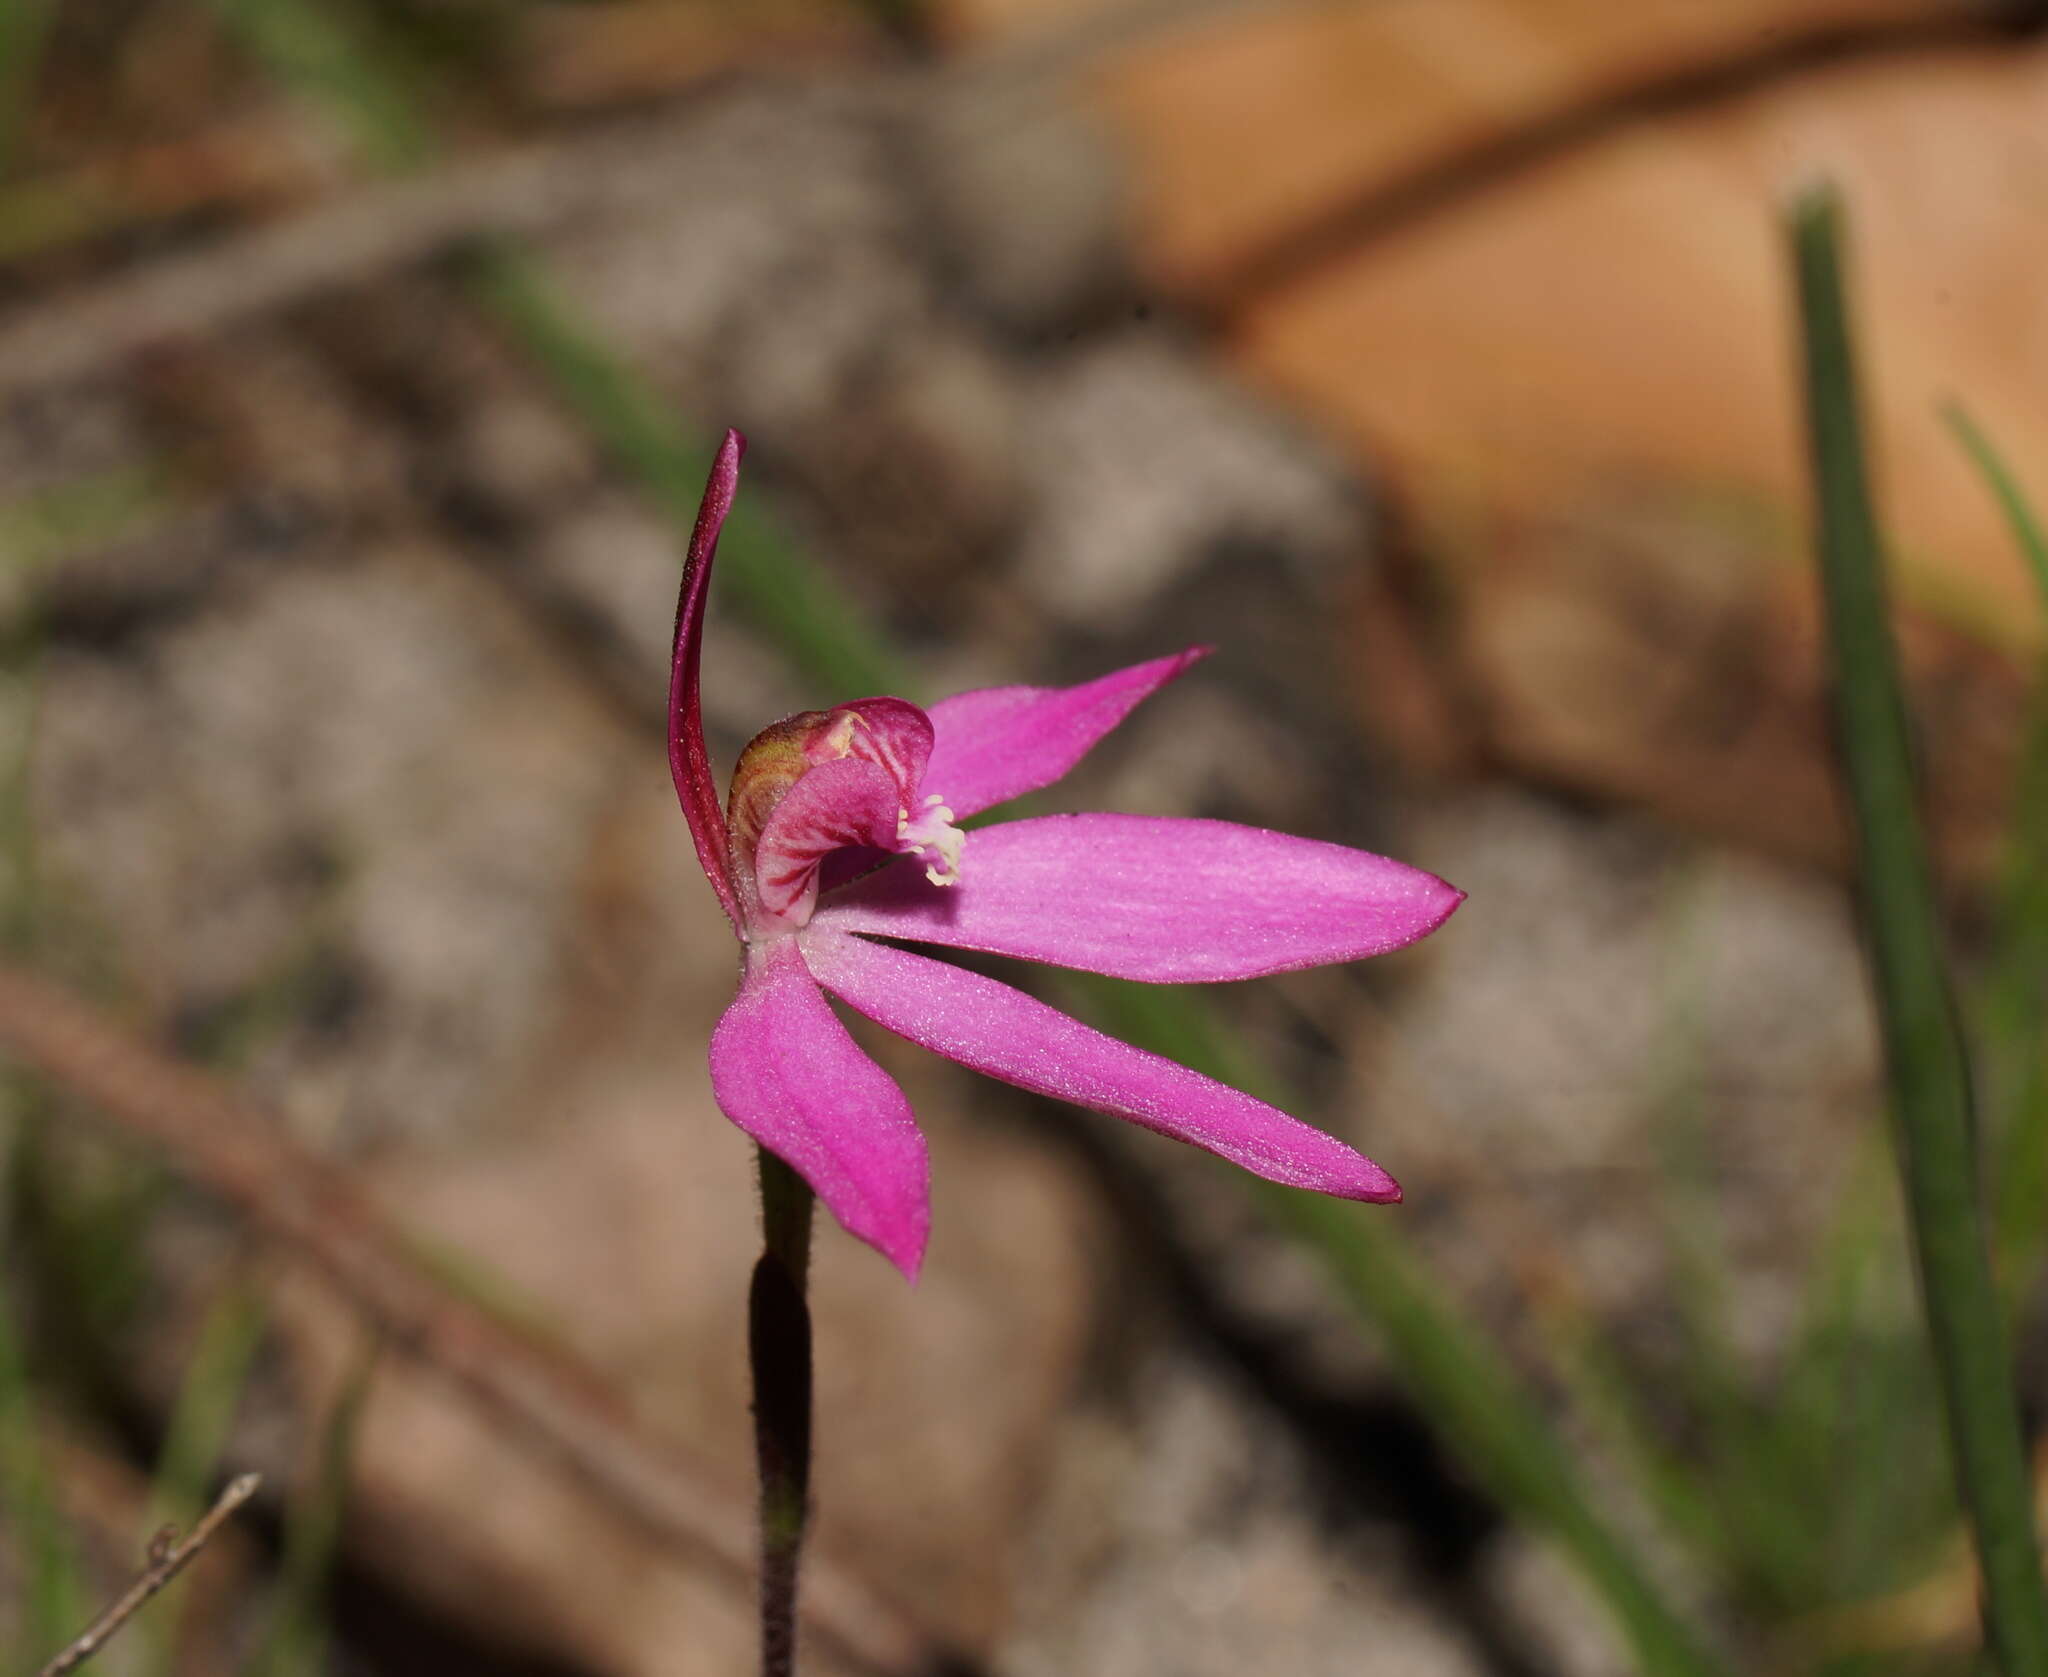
[907,73,1132,334]
[1013,332,1372,631]
[1007,1356,1487,1677]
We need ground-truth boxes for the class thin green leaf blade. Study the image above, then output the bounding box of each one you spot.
[1943,405,2048,1303]
[1944,405,2048,616]
[1791,182,2048,1676]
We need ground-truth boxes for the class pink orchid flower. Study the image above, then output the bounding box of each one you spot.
[674,432,1463,1279]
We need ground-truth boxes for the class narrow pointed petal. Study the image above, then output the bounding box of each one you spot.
[921,649,1209,818]
[814,814,1463,981]
[754,757,903,925]
[801,931,1399,1202]
[710,939,931,1277]
[669,429,746,932]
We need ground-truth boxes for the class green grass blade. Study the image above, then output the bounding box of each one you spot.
[1774,1148,1950,1601]
[465,248,906,703]
[0,1291,89,1665]
[1945,406,2048,613]
[0,599,97,1662]
[0,1117,90,1667]
[243,1339,377,1677]
[1292,1194,1721,1674]
[1791,183,2048,1675]
[144,1282,268,1531]
[1986,959,2048,1307]
[211,0,434,172]
[1063,973,1726,1677]
[1943,406,2048,1303]
[1547,1311,1729,1573]
[141,1280,268,1674]
[0,0,53,173]
[0,468,170,585]
[1653,1145,1822,1609]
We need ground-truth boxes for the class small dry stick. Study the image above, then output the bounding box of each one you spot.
[35,1473,262,1677]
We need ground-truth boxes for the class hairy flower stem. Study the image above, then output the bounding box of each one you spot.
[751,1148,815,1677]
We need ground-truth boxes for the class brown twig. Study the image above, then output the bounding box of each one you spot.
[34,1421,255,1677]
[0,962,960,1677]
[35,1472,261,1677]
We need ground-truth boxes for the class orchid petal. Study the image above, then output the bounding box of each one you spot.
[710,938,931,1277]
[801,930,1399,1202]
[669,430,746,932]
[815,814,1463,981]
[921,649,1208,819]
[754,757,904,926]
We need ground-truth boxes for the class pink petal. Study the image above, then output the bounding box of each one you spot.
[921,649,1209,819]
[710,938,931,1277]
[801,930,1399,1202]
[814,814,1463,981]
[754,757,904,926]
[669,430,746,933]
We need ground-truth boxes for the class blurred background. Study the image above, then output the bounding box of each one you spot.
[4,0,2048,1673]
